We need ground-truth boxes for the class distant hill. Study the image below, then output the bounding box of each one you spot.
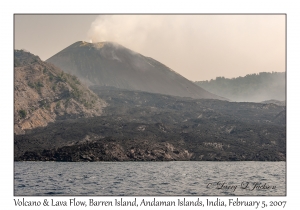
[261,100,285,106]
[14,50,106,134]
[46,41,225,100]
[195,72,285,102]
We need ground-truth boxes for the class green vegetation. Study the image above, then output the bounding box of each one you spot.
[49,75,53,81]
[66,98,70,104]
[28,82,35,89]
[71,75,81,85]
[195,72,285,102]
[14,50,40,66]
[39,100,46,107]
[37,81,44,88]
[70,87,82,100]
[56,101,61,109]
[28,81,44,94]
[19,109,27,119]
[14,59,20,67]
[32,57,39,63]
[56,72,67,82]
[83,100,93,108]
[39,100,50,110]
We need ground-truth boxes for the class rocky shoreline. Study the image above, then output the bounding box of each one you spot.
[15,137,285,162]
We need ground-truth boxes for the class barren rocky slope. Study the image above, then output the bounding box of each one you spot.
[46,41,225,100]
[14,50,107,134]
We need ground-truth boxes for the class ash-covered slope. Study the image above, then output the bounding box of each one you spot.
[14,50,107,134]
[46,41,224,100]
[15,88,286,161]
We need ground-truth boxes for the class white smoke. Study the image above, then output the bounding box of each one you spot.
[87,15,285,81]
[88,15,185,53]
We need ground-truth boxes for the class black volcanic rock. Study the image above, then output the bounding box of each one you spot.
[14,88,286,161]
[46,41,224,100]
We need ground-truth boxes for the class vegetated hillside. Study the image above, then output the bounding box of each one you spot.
[14,50,107,134]
[15,87,286,161]
[195,72,285,102]
[261,100,285,107]
[46,41,224,100]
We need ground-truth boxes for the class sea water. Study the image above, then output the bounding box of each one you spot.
[14,161,285,196]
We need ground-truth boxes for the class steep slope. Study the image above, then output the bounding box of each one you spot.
[46,41,224,100]
[14,50,107,134]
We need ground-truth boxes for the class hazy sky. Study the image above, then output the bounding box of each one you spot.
[15,14,285,81]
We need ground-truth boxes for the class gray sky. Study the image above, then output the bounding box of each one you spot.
[15,14,285,81]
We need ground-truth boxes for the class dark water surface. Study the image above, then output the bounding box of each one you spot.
[14,161,285,196]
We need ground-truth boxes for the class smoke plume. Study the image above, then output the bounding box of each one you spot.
[87,15,285,81]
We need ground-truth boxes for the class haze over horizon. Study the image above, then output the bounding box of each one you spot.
[14,15,285,81]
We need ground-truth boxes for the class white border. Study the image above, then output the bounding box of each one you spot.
[3,0,299,209]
